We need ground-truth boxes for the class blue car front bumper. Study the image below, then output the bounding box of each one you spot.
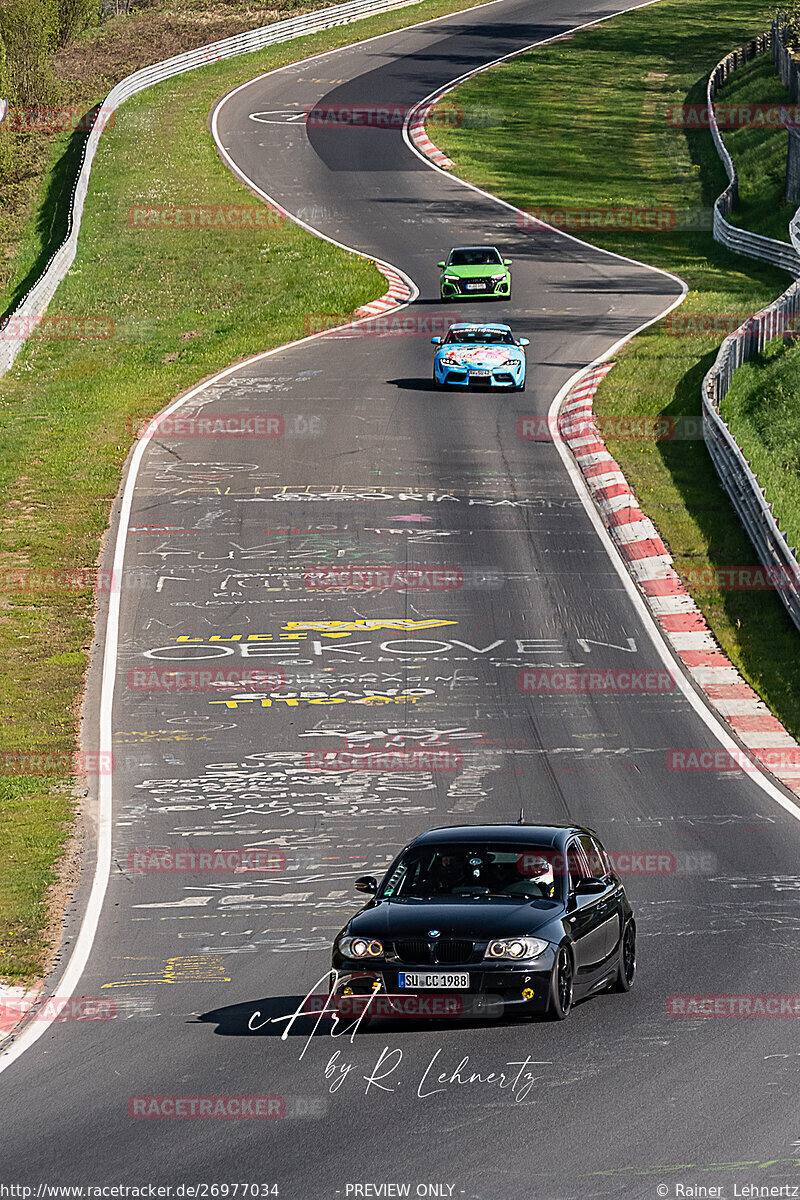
[435,361,525,389]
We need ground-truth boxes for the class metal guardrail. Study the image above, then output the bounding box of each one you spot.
[791,207,800,252]
[708,29,800,274]
[0,0,421,377]
[703,26,800,631]
[774,15,800,100]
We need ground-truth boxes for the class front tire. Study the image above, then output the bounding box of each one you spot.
[611,921,636,993]
[546,945,574,1020]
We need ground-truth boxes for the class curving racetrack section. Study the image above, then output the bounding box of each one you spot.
[3,1,800,1196]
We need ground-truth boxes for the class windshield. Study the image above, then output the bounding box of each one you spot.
[378,843,564,902]
[448,248,503,266]
[444,328,515,346]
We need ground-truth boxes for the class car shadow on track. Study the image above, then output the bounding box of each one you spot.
[388,377,439,391]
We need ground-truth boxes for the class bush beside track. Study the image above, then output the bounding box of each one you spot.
[0,0,403,319]
[0,0,483,985]
[432,0,800,740]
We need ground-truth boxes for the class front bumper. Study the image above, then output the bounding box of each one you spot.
[434,363,524,389]
[440,276,511,299]
[329,948,556,1020]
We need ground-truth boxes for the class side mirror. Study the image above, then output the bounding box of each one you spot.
[355,875,378,894]
[518,337,530,346]
[504,259,512,265]
[437,261,446,269]
[575,877,607,896]
[431,336,442,345]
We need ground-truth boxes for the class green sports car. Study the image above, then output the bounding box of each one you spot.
[438,246,512,301]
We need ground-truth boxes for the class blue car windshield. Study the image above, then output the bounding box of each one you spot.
[448,248,503,265]
[444,329,515,346]
[379,843,565,902]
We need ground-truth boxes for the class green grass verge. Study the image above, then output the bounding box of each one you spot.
[721,335,800,555]
[717,52,795,241]
[432,0,800,737]
[0,0,487,984]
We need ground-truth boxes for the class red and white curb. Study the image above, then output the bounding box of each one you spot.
[559,363,800,798]
[407,104,454,170]
[354,263,414,316]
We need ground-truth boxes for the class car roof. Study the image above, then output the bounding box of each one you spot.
[409,823,595,849]
[449,245,500,251]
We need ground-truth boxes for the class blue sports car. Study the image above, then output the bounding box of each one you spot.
[431,323,529,391]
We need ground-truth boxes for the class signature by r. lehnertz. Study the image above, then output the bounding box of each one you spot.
[247,971,551,1102]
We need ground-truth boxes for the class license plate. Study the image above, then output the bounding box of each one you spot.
[398,972,469,989]
[470,370,490,377]
[465,282,486,290]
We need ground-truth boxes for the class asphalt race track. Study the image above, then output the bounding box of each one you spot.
[3,1,800,1196]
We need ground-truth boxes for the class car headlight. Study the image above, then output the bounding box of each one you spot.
[500,357,519,366]
[339,935,384,959]
[490,273,507,282]
[443,274,459,283]
[485,937,548,961]
[440,354,461,366]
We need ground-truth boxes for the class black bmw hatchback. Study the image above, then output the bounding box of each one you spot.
[330,822,636,1022]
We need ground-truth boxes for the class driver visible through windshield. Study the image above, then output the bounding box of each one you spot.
[379,844,565,902]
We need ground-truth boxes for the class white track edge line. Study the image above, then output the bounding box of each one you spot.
[0,0,790,1076]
